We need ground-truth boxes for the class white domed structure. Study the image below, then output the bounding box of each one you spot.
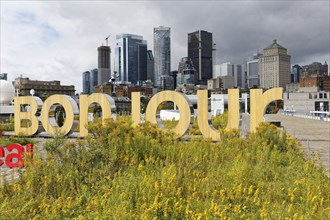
[0,80,15,105]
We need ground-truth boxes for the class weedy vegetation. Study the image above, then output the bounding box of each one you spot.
[0,136,36,147]
[0,116,329,219]
[0,118,14,131]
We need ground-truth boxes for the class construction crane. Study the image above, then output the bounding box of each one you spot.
[105,35,111,46]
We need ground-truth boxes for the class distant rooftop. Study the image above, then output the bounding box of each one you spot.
[116,33,144,40]
[154,26,170,31]
[264,39,286,50]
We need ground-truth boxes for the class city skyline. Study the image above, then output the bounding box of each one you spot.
[1,1,329,93]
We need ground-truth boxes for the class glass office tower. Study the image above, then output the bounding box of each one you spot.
[115,34,147,84]
[154,26,171,88]
[188,30,213,85]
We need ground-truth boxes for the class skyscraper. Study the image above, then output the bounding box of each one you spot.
[82,71,90,94]
[246,53,262,88]
[82,68,98,94]
[147,50,155,83]
[114,33,148,84]
[219,62,233,77]
[188,30,213,85]
[154,26,171,88]
[219,62,244,88]
[177,57,197,85]
[259,40,291,89]
[234,64,244,88]
[98,45,111,85]
[291,64,302,83]
[90,68,98,93]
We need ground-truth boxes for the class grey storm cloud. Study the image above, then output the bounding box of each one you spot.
[148,1,329,65]
[1,1,329,93]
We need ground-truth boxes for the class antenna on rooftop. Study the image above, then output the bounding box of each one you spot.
[105,35,111,46]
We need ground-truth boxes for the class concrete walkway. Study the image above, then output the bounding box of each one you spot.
[264,114,330,177]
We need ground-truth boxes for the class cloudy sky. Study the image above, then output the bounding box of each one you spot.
[1,0,329,93]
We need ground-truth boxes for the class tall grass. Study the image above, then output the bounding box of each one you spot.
[0,116,329,219]
[0,118,14,131]
[0,136,36,146]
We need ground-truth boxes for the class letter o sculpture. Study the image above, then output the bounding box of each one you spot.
[41,95,79,136]
[145,91,193,136]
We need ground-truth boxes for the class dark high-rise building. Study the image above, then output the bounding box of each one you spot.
[234,64,243,88]
[178,57,196,74]
[90,68,98,92]
[82,71,91,94]
[154,26,171,88]
[188,30,213,85]
[160,75,174,90]
[147,50,154,83]
[0,73,8,80]
[177,57,197,85]
[82,68,98,94]
[291,65,302,83]
[98,45,111,85]
[114,34,147,84]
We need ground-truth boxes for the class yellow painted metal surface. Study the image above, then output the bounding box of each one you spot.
[145,91,193,136]
[197,89,240,141]
[131,92,141,126]
[250,88,283,132]
[14,96,39,136]
[41,95,78,136]
[13,88,283,138]
[197,90,220,141]
[79,93,115,137]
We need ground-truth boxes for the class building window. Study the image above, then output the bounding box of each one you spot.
[319,93,323,99]
[324,93,327,99]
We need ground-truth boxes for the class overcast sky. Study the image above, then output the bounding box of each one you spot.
[1,1,329,93]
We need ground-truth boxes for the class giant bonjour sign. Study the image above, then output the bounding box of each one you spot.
[14,88,282,141]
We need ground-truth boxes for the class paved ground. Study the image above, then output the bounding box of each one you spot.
[239,113,330,177]
[264,114,330,177]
